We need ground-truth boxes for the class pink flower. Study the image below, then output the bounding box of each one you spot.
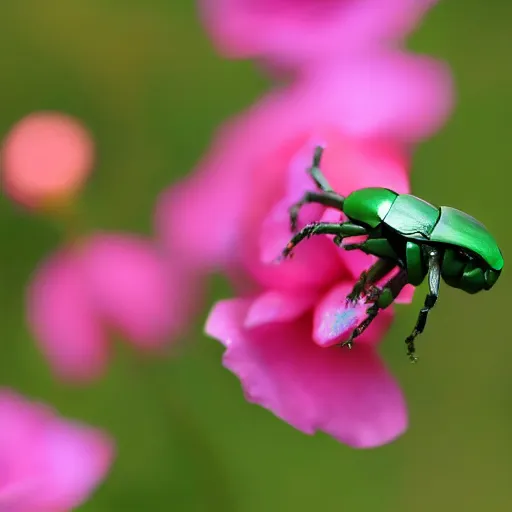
[28,232,199,381]
[0,390,113,511]
[201,137,413,448]
[156,50,452,446]
[1,112,94,209]
[200,0,439,68]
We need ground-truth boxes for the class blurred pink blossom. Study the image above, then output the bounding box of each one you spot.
[1,112,94,209]
[28,233,199,381]
[157,51,451,274]
[200,0,439,68]
[0,390,113,511]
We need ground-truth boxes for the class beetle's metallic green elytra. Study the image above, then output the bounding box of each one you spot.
[282,146,503,362]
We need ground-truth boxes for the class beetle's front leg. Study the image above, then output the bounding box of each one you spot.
[288,146,347,232]
[282,222,367,258]
[404,248,441,362]
[289,191,345,232]
[307,146,332,192]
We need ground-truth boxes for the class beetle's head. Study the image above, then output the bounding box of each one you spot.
[458,263,501,294]
[484,267,501,290]
[453,249,501,294]
[443,247,502,294]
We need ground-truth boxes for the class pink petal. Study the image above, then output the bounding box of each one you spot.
[259,196,325,265]
[338,251,378,282]
[295,52,453,142]
[35,418,114,511]
[318,134,411,203]
[247,232,344,293]
[82,233,198,349]
[244,290,319,328]
[0,391,114,512]
[395,283,415,304]
[0,392,45,488]
[206,299,407,448]
[27,248,108,381]
[259,139,328,264]
[313,282,394,347]
[154,122,257,273]
[200,0,439,67]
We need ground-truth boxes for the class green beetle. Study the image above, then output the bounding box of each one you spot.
[282,146,503,362]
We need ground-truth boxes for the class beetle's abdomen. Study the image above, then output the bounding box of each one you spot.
[383,194,440,239]
[343,188,398,228]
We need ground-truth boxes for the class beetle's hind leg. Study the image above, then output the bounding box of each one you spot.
[340,269,408,350]
[282,221,367,259]
[405,248,441,363]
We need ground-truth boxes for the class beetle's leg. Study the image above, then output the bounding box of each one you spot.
[288,146,346,232]
[282,222,367,259]
[307,146,334,192]
[404,247,441,363]
[339,269,408,350]
[289,191,345,232]
[345,259,396,305]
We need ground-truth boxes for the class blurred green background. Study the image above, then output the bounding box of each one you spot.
[1,1,512,511]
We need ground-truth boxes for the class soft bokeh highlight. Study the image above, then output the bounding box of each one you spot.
[1,112,94,209]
